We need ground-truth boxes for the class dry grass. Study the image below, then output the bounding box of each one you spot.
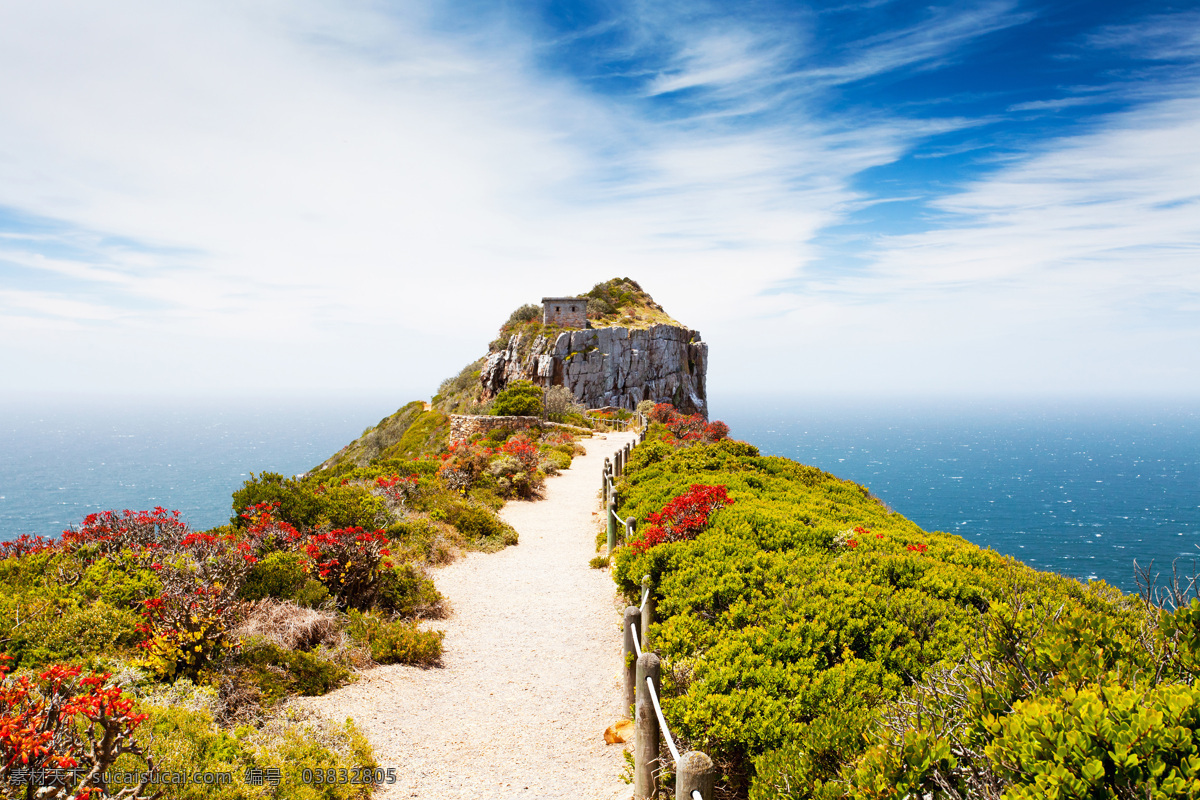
[234,599,344,651]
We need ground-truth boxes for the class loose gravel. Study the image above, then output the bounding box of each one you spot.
[304,432,639,800]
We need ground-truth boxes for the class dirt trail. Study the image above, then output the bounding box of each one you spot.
[305,431,639,800]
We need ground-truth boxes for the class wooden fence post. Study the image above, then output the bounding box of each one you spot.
[640,574,655,653]
[607,495,618,555]
[624,516,636,546]
[623,606,640,716]
[676,751,714,800]
[635,652,661,800]
[603,459,611,504]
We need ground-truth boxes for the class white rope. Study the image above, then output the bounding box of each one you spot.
[692,791,702,800]
[645,676,681,766]
[630,621,642,658]
[639,586,649,611]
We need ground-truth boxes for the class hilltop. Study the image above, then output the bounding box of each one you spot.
[432,277,708,418]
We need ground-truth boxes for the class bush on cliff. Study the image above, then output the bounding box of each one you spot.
[491,380,544,417]
[611,421,1188,799]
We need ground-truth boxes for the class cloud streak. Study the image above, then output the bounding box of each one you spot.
[0,1,1197,398]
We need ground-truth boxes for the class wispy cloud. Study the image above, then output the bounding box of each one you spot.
[800,1,1032,86]
[0,1,1197,398]
[1007,96,1107,112]
[1086,10,1200,60]
[780,93,1200,393]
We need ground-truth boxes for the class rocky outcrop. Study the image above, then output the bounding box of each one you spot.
[480,324,708,417]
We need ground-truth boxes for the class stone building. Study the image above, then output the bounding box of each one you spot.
[542,297,587,329]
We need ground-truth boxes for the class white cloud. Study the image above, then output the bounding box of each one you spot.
[0,1,1196,400]
[773,94,1200,395]
[0,0,932,397]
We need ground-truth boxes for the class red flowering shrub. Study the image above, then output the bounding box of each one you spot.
[648,403,731,445]
[239,501,303,553]
[0,657,156,799]
[303,527,393,610]
[61,507,189,564]
[667,415,707,442]
[703,421,730,442]
[374,473,420,507]
[907,543,929,554]
[0,535,56,559]
[630,484,733,555]
[137,586,240,679]
[500,436,540,474]
[437,442,491,495]
[136,527,258,678]
[648,403,678,424]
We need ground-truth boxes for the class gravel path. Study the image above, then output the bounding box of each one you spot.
[305,432,639,800]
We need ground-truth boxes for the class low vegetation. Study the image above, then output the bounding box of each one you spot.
[491,379,544,417]
[0,384,591,798]
[612,406,1200,799]
[584,277,682,329]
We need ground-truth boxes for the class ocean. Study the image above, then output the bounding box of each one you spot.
[1,396,1197,594]
[0,397,399,539]
[719,397,1200,594]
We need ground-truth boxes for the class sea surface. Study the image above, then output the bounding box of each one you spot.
[0,397,399,538]
[719,397,1200,594]
[1,396,1197,594]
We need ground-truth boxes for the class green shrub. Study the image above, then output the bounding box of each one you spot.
[439,499,518,545]
[236,638,350,704]
[76,550,163,607]
[587,296,615,316]
[252,712,375,800]
[492,380,544,417]
[5,598,144,668]
[239,551,309,602]
[346,610,443,666]
[611,438,1118,798]
[374,563,442,618]
[139,704,257,799]
[505,304,542,326]
[141,702,374,799]
[485,426,514,445]
[539,449,572,473]
[232,475,387,532]
[232,472,324,530]
[989,681,1200,799]
[294,579,331,609]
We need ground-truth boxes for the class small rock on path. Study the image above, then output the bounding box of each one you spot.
[304,432,639,800]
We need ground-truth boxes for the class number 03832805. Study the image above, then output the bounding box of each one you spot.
[301,768,398,785]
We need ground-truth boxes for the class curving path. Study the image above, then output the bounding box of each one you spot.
[305,431,639,800]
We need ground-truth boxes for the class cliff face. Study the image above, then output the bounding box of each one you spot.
[480,324,708,416]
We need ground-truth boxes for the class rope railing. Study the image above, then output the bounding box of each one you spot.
[623,583,713,800]
[602,413,647,555]
[644,676,681,765]
[603,415,713,799]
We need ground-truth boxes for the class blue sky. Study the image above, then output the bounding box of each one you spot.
[0,0,1197,400]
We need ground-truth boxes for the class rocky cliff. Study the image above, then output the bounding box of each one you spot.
[479,323,708,417]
